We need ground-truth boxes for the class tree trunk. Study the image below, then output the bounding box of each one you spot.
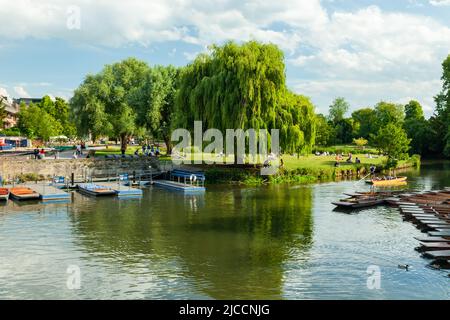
[164,136,172,155]
[120,133,128,155]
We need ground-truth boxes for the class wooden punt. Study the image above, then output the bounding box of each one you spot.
[423,250,450,259]
[332,198,385,209]
[429,230,450,237]
[78,183,116,197]
[10,187,40,201]
[365,176,407,186]
[416,242,450,252]
[0,187,9,201]
[415,236,450,242]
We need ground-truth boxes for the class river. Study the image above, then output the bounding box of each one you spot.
[0,161,449,299]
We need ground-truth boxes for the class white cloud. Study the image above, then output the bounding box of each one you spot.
[0,0,324,53]
[0,1,448,116]
[429,0,450,6]
[14,86,31,98]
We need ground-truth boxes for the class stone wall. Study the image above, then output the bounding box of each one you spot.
[0,157,163,181]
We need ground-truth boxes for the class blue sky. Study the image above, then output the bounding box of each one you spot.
[0,0,449,117]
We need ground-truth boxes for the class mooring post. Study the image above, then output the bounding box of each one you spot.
[71,172,74,186]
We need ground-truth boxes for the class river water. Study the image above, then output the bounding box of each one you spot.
[0,161,449,299]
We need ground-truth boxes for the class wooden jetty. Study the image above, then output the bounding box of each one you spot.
[24,184,70,201]
[153,169,206,193]
[97,182,143,197]
[153,180,206,193]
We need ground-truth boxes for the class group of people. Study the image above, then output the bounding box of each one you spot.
[135,144,161,157]
[334,152,361,167]
[33,148,46,160]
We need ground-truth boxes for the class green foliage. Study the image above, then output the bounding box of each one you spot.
[353,137,368,148]
[314,114,334,146]
[0,127,21,136]
[351,108,376,139]
[133,65,180,154]
[371,123,411,161]
[431,55,450,157]
[402,100,434,155]
[328,97,349,123]
[18,103,62,141]
[71,57,150,149]
[176,41,316,156]
[373,101,404,133]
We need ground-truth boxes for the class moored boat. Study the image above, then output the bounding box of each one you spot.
[365,176,407,186]
[78,183,116,197]
[9,187,40,201]
[0,187,9,201]
[332,197,386,209]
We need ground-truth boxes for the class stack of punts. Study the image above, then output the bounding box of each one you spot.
[78,183,116,197]
[365,176,407,186]
[393,189,450,269]
[0,188,9,201]
[9,187,40,201]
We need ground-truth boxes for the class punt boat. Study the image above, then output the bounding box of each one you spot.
[365,176,407,186]
[9,187,40,200]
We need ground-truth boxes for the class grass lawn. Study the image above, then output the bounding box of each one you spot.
[282,154,386,171]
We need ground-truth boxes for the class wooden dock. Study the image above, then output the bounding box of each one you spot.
[97,182,143,197]
[153,180,206,193]
[25,184,70,201]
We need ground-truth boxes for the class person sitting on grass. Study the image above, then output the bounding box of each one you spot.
[346,153,353,163]
[355,157,361,164]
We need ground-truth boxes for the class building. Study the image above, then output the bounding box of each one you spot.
[1,96,21,129]
[14,98,42,106]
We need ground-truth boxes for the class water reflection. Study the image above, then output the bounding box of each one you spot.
[69,185,314,299]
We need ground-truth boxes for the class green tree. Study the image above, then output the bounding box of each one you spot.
[431,55,450,157]
[134,65,180,154]
[18,103,62,141]
[314,114,334,147]
[371,123,411,161]
[373,101,404,133]
[403,100,433,155]
[176,41,315,158]
[351,107,376,139]
[71,58,150,151]
[328,97,349,123]
[0,97,7,128]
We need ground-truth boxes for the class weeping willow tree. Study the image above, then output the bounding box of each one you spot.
[276,92,316,155]
[176,40,316,157]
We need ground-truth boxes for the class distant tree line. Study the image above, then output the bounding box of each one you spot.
[315,55,450,159]
[4,41,450,160]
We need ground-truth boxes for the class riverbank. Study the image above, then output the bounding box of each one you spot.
[196,154,421,186]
